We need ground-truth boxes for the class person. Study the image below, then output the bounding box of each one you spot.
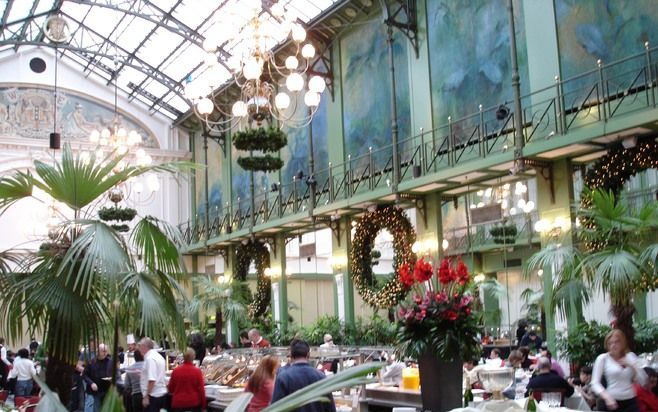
[271,340,336,412]
[82,343,113,412]
[167,348,206,412]
[76,337,97,412]
[633,367,657,412]
[245,355,279,412]
[9,348,36,396]
[518,346,533,370]
[591,329,647,412]
[506,350,523,368]
[520,330,543,353]
[138,337,168,412]
[525,357,574,399]
[516,320,528,346]
[319,334,335,348]
[248,329,271,349]
[120,334,137,370]
[28,338,39,359]
[568,366,596,409]
[123,349,144,412]
[0,337,11,389]
[538,345,565,378]
[486,348,504,367]
[188,332,206,364]
[239,331,251,348]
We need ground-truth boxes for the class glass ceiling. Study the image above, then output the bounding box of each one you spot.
[0,0,341,120]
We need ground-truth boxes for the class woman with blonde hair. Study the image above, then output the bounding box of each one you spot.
[591,329,647,411]
[245,355,279,412]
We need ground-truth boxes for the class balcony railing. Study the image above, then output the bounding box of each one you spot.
[180,45,658,246]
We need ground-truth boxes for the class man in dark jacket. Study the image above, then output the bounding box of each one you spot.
[526,357,574,401]
[271,340,335,412]
[83,343,113,412]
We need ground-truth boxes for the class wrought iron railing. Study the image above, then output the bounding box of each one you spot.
[180,45,658,246]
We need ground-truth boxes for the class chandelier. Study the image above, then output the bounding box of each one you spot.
[186,0,327,131]
[88,75,152,167]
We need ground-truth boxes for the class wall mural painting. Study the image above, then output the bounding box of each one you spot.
[341,17,411,167]
[555,0,658,92]
[231,142,270,216]
[280,90,329,197]
[195,137,225,219]
[0,85,158,148]
[427,0,529,132]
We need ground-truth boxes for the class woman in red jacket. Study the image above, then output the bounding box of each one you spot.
[245,355,279,412]
[168,348,206,412]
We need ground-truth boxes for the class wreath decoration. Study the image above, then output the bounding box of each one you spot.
[235,240,271,319]
[580,137,658,291]
[233,127,287,172]
[350,206,417,308]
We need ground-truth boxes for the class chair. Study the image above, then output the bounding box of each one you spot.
[14,395,40,412]
[0,390,8,402]
[531,388,567,407]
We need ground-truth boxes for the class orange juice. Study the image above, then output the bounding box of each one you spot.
[401,367,420,391]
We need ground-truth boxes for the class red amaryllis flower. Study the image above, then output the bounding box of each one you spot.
[399,263,414,288]
[414,258,434,282]
[441,310,459,321]
[456,260,470,285]
[437,259,454,284]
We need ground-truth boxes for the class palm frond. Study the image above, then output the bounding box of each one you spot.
[225,393,254,412]
[639,243,658,270]
[551,277,590,321]
[582,248,641,305]
[524,243,581,283]
[131,216,185,276]
[479,277,507,299]
[0,171,34,216]
[262,362,384,412]
[33,375,69,412]
[57,220,131,297]
[187,277,246,321]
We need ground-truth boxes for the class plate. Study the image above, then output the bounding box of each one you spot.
[471,389,485,395]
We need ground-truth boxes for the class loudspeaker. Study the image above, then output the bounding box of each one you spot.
[49,132,61,150]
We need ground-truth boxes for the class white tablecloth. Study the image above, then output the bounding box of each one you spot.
[448,395,591,412]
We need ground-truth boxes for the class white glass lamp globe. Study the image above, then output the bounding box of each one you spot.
[197,97,214,115]
[285,56,299,70]
[286,73,304,91]
[243,59,262,80]
[101,128,111,139]
[89,130,100,143]
[204,52,218,67]
[304,91,320,107]
[291,24,306,42]
[301,44,316,59]
[271,2,285,17]
[202,38,217,53]
[232,101,248,117]
[275,92,291,110]
[308,75,326,93]
[117,127,127,138]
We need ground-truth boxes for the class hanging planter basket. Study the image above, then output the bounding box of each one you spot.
[98,206,137,222]
[489,223,518,244]
[233,127,287,172]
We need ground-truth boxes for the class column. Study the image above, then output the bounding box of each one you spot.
[534,158,579,352]
[330,216,355,327]
[270,234,288,333]
[413,192,443,264]
[223,245,238,344]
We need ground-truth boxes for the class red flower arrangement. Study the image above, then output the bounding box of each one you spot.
[396,257,481,361]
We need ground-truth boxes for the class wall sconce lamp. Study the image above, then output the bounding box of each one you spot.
[474,273,486,283]
[412,238,440,256]
[264,267,282,279]
[328,255,347,272]
[534,216,570,237]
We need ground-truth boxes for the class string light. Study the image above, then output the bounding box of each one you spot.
[235,240,271,318]
[350,206,417,308]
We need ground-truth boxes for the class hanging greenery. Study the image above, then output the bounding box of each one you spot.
[98,206,137,222]
[350,206,417,308]
[236,155,284,172]
[232,127,287,152]
[489,223,518,244]
[235,240,271,319]
[233,127,287,172]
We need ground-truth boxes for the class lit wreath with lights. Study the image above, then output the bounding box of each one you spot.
[581,137,658,291]
[350,206,417,308]
[235,240,271,319]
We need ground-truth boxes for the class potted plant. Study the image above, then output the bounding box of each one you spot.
[396,257,481,411]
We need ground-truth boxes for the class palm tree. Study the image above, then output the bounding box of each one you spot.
[525,188,657,349]
[0,144,192,405]
[187,276,246,347]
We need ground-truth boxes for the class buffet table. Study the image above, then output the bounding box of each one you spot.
[363,384,422,410]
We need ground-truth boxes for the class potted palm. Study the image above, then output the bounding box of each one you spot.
[0,144,193,405]
[525,188,658,349]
